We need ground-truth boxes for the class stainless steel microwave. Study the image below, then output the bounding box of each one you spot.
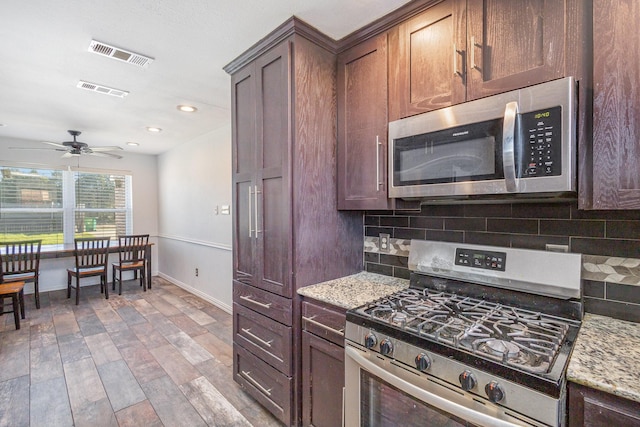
[388,77,576,202]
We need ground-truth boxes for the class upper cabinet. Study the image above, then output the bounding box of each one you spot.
[337,34,391,210]
[466,0,565,100]
[389,0,466,120]
[389,0,567,121]
[586,0,640,209]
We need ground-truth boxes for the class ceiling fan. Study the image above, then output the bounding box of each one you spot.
[11,130,124,159]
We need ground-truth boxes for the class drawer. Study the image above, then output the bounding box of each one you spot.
[233,281,292,326]
[233,303,292,375]
[302,301,346,347]
[234,344,292,426]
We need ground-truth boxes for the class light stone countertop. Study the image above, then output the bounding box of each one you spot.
[567,313,640,403]
[297,271,409,309]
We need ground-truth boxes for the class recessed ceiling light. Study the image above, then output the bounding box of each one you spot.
[177,105,197,113]
[146,127,162,133]
[127,142,139,146]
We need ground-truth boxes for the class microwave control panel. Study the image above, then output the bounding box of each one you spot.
[520,106,562,178]
[455,248,506,272]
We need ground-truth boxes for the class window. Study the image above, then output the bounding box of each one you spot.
[0,166,132,244]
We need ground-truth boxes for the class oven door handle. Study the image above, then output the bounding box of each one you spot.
[502,101,519,193]
[346,346,523,427]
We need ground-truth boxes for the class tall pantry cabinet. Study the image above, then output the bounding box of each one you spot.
[224,18,363,426]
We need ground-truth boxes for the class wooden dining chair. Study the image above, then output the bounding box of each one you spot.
[0,240,42,309]
[67,237,111,305]
[112,234,149,295]
[0,255,26,329]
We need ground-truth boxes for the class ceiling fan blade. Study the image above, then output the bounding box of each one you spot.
[87,151,123,159]
[88,146,124,152]
[41,141,69,149]
[9,147,65,151]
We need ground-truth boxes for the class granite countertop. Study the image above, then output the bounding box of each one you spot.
[567,313,640,403]
[297,271,409,309]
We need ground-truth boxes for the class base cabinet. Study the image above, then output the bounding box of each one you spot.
[568,382,640,426]
[301,301,346,427]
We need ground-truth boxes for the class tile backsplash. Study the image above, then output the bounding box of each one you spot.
[364,202,640,322]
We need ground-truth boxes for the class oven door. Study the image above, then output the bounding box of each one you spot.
[344,344,542,427]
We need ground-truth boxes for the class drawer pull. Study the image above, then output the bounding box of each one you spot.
[241,327,273,347]
[241,370,272,396]
[302,315,345,337]
[240,295,272,309]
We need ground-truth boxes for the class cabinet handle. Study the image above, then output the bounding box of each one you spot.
[302,315,345,336]
[375,135,382,191]
[248,186,253,238]
[239,295,272,309]
[241,327,274,347]
[471,36,478,70]
[254,185,262,234]
[241,370,272,396]
[453,43,459,76]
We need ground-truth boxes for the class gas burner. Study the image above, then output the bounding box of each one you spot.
[484,339,520,358]
[391,311,408,326]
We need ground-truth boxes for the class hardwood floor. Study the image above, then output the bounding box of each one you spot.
[0,277,283,427]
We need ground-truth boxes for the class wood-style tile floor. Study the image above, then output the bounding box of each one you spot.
[0,277,283,427]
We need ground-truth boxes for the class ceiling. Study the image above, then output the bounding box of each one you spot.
[0,0,411,156]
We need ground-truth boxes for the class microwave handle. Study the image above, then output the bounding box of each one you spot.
[502,101,519,192]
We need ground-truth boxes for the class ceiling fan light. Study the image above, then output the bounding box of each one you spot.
[146,127,162,133]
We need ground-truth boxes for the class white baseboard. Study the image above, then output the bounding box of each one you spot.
[156,272,231,314]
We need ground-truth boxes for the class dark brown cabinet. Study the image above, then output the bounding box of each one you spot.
[569,382,640,426]
[301,300,346,427]
[227,18,362,426]
[337,34,391,210]
[232,41,290,298]
[582,0,640,209]
[388,0,466,120]
[389,0,567,121]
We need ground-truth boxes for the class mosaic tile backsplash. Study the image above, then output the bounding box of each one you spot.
[363,202,640,322]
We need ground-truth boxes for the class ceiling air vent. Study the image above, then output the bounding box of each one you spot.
[77,80,129,98]
[88,40,154,68]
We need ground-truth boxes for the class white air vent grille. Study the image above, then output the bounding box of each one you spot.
[88,40,154,68]
[77,81,129,98]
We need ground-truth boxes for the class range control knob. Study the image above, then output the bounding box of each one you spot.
[459,370,477,391]
[415,353,431,371]
[364,332,377,349]
[379,339,393,356]
[485,381,505,403]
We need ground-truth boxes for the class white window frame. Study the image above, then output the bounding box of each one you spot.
[0,165,132,245]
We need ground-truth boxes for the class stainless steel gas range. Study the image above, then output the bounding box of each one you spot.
[344,240,582,427]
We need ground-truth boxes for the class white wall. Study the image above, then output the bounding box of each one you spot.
[156,125,233,312]
[0,135,159,293]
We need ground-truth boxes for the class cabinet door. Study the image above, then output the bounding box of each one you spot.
[388,0,466,120]
[301,331,345,427]
[590,0,640,209]
[254,42,292,296]
[569,382,640,427]
[232,64,257,285]
[337,34,392,210]
[466,0,565,100]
